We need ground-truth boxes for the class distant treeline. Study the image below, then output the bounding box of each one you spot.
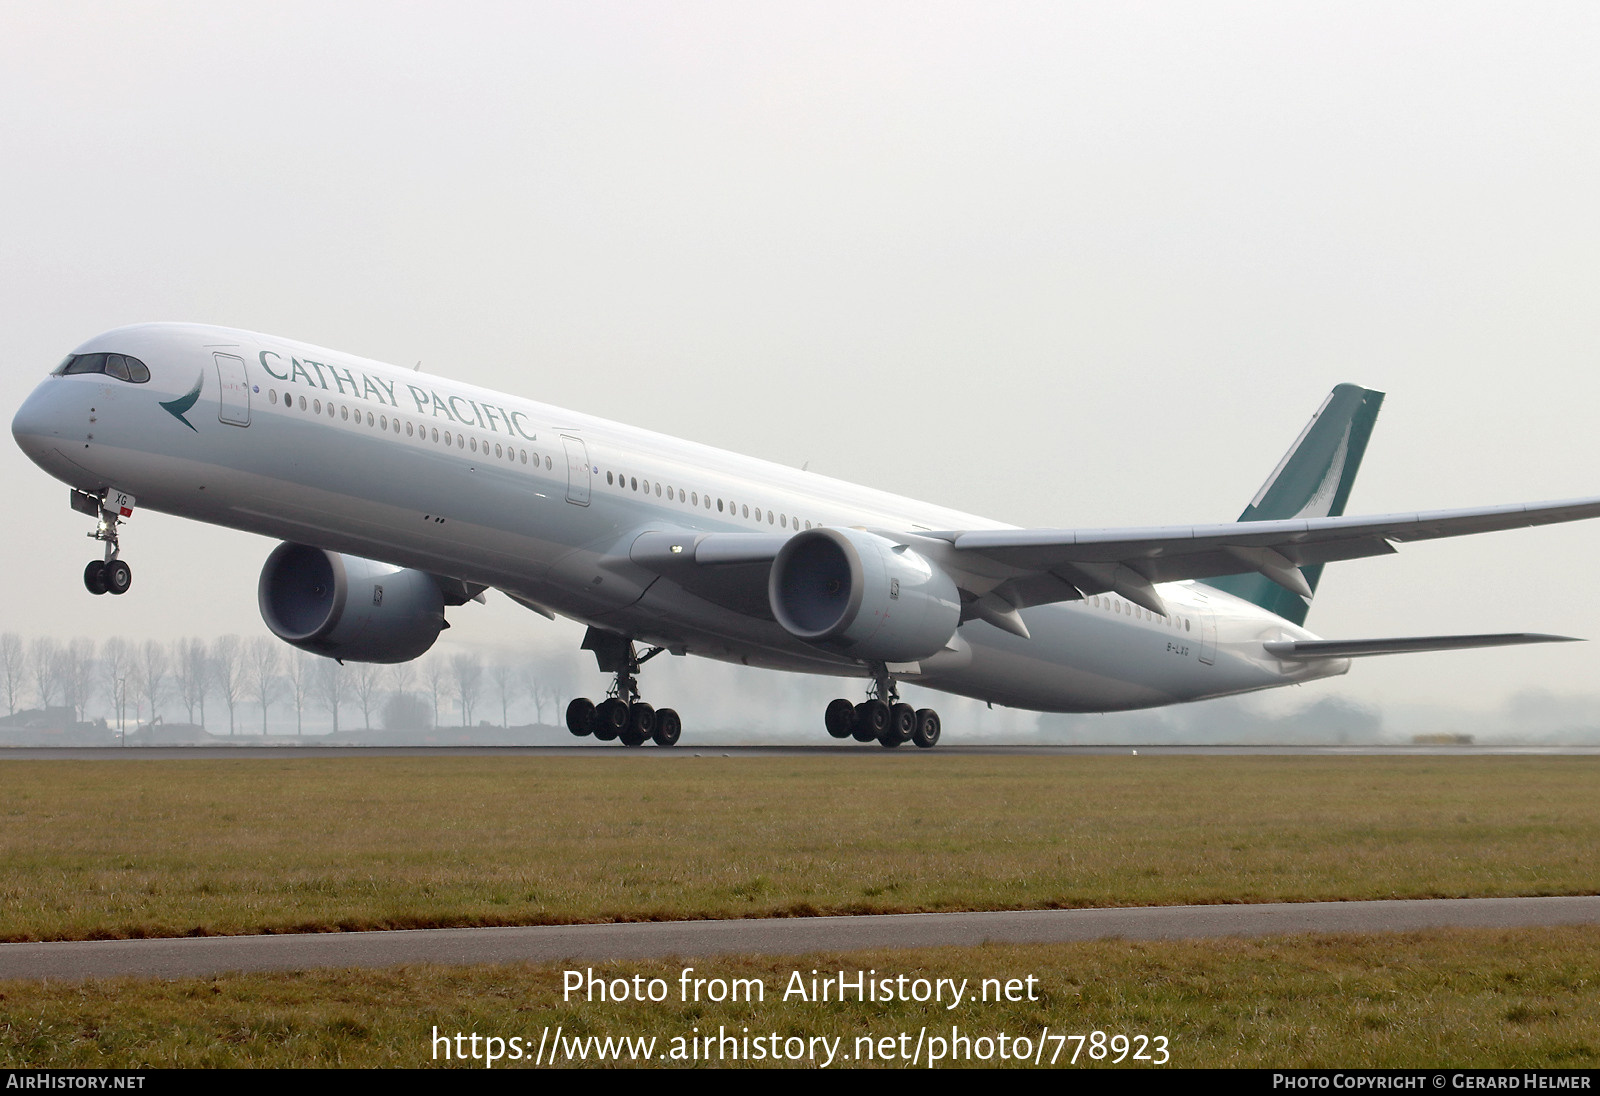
[0,634,578,735]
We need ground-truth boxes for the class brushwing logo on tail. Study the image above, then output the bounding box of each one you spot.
[160,373,204,432]
[1292,422,1351,520]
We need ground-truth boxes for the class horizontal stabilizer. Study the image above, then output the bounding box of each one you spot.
[1263,633,1580,661]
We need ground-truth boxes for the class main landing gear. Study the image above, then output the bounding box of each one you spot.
[75,489,133,596]
[566,629,681,748]
[823,665,942,749]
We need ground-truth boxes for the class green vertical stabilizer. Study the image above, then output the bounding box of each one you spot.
[1204,384,1384,625]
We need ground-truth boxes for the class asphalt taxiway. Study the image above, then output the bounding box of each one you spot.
[3,897,1597,982]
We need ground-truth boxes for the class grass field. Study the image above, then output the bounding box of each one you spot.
[3,929,1597,1067]
[1,754,1596,941]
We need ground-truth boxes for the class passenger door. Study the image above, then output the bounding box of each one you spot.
[562,434,590,505]
[214,353,250,427]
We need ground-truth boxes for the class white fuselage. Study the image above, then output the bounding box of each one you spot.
[12,323,1344,713]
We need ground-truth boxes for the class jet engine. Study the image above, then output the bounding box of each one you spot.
[768,527,961,662]
[258,543,447,663]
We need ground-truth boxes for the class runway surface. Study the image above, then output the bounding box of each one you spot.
[3,896,1596,982]
[5,744,1600,759]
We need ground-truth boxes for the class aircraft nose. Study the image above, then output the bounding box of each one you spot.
[12,380,67,464]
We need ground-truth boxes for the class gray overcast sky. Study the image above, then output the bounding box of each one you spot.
[3,1,1599,722]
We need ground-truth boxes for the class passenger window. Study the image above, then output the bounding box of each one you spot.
[269,390,279,405]
[742,505,749,518]
[341,406,349,421]
[717,499,724,512]
[655,483,662,497]
[299,396,307,411]
[607,471,614,485]
[367,411,375,427]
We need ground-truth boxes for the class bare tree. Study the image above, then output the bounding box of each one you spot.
[59,638,95,722]
[192,639,210,728]
[211,635,243,735]
[286,652,314,736]
[489,660,519,727]
[137,640,168,730]
[0,633,25,715]
[244,637,281,735]
[423,654,448,728]
[101,638,132,740]
[451,651,482,727]
[29,636,61,711]
[528,653,577,726]
[171,638,208,726]
[387,660,416,711]
[351,662,383,730]
[311,658,345,734]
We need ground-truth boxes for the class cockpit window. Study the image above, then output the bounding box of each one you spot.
[52,353,151,383]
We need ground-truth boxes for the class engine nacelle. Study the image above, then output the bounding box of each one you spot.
[769,528,961,662]
[258,543,446,663]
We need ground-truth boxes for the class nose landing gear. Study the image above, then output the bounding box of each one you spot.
[75,489,133,596]
[824,665,942,748]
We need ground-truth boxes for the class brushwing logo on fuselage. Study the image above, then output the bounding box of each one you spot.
[159,373,204,432]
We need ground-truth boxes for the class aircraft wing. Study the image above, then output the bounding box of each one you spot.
[626,496,1600,627]
[1263,633,1580,661]
[928,496,1600,617]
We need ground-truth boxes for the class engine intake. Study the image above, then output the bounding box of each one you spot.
[769,528,960,662]
[258,543,446,663]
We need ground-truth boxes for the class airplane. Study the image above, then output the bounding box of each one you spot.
[12,322,1600,749]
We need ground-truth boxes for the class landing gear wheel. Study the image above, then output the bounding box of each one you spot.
[566,698,595,737]
[83,560,108,595]
[104,559,132,596]
[824,698,856,739]
[913,708,941,749]
[620,702,654,746]
[882,703,916,747]
[592,698,628,741]
[853,700,888,743]
[652,707,681,747]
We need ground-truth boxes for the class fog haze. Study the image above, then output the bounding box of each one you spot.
[3,3,1598,739]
